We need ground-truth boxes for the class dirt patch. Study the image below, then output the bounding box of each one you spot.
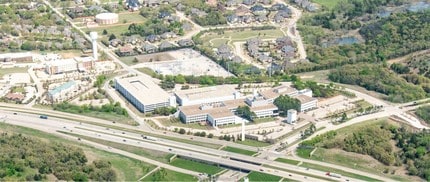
[134,52,175,63]
[83,150,98,165]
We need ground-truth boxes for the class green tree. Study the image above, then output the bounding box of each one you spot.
[236,105,256,121]
[274,95,301,115]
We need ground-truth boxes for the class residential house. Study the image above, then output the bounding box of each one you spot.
[142,43,158,53]
[117,46,134,56]
[160,32,176,39]
[109,39,122,47]
[159,41,176,50]
[146,34,160,43]
[250,4,267,15]
[177,39,194,47]
[242,0,256,6]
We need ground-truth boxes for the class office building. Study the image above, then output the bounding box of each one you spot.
[175,85,241,106]
[115,76,175,112]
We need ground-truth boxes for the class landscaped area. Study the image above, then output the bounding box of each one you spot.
[170,158,224,175]
[141,168,197,182]
[245,171,281,182]
[0,67,29,77]
[221,146,257,156]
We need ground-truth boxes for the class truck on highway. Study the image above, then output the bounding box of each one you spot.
[143,136,158,141]
[39,115,48,119]
[326,172,342,178]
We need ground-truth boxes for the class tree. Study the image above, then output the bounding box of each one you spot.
[102,29,108,35]
[236,105,256,121]
[178,128,186,134]
[274,95,301,115]
[108,34,116,41]
[207,133,214,138]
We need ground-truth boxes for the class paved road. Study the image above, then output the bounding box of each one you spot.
[1,111,334,182]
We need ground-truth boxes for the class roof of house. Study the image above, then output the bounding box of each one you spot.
[294,94,317,103]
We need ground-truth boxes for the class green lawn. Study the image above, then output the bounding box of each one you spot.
[78,111,138,126]
[84,25,130,39]
[246,171,281,182]
[299,161,379,181]
[275,158,300,165]
[235,139,271,147]
[158,118,214,130]
[119,56,138,66]
[0,67,28,77]
[296,147,314,158]
[141,168,197,181]
[118,13,146,24]
[170,158,224,175]
[311,0,343,9]
[0,122,155,181]
[221,146,257,156]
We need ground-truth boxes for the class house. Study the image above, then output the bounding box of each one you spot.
[274,9,292,23]
[70,6,84,14]
[158,11,171,19]
[270,3,287,11]
[255,14,268,22]
[226,0,240,7]
[146,0,161,7]
[160,32,176,39]
[280,45,296,58]
[146,34,160,43]
[276,36,293,47]
[123,35,141,45]
[257,54,272,62]
[181,23,193,31]
[126,0,141,11]
[258,0,271,5]
[242,0,256,6]
[109,39,122,47]
[250,4,267,15]
[142,43,158,53]
[190,8,207,17]
[227,14,239,23]
[5,93,25,102]
[117,46,134,56]
[177,39,194,47]
[235,5,251,16]
[158,41,176,50]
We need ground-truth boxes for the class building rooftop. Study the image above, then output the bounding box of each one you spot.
[116,76,170,105]
[48,58,77,66]
[49,81,76,96]
[175,85,237,101]
[294,94,317,103]
[259,85,298,99]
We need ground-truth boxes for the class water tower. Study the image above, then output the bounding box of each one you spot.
[89,32,98,60]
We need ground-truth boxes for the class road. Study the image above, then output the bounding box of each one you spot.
[1,111,337,182]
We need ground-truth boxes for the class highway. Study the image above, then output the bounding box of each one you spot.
[1,110,337,182]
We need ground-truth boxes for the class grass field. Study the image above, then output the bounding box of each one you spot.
[236,139,271,147]
[246,171,282,182]
[275,158,300,165]
[158,118,214,130]
[78,111,137,126]
[119,56,137,66]
[221,146,257,156]
[118,13,146,24]
[0,123,155,181]
[0,67,28,77]
[311,0,343,9]
[141,168,197,181]
[170,158,224,175]
[84,25,130,40]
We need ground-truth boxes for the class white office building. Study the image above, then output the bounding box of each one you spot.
[175,85,241,106]
[45,58,78,75]
[115,76,175,112]
[295,95,318,112]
